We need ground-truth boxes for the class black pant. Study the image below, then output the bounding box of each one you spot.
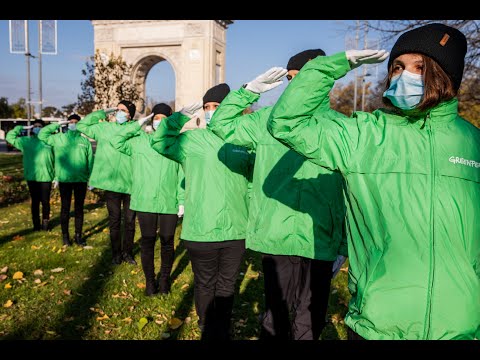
[260,254,334,340]
[105,190,136,257]
[137,212,178,283]
[347,327,366,340]
[183,239,246,340]
[27,181,52,229]
[59,182,87,235]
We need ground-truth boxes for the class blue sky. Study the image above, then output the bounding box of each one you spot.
[0,20,393,113]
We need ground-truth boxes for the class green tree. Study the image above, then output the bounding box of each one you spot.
[77,50,140,116]
[10,98,27,119]
[42,106,59,118]
[0,97,13,118]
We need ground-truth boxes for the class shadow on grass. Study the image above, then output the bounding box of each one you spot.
[1,213,130,339]
[0,202,105,247]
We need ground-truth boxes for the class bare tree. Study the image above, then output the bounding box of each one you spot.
[77,50,140,116]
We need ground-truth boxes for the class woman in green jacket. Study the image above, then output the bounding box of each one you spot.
[268,23,480,340]
[6,119,54,231]
[38,114,93,247]
[209,53,347,340]
[110,103,184,296]
[151,84,254,340]
[77,100,138,265]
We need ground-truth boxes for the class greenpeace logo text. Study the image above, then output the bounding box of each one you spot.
[448,156,480,168]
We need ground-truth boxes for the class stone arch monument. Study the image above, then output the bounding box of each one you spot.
[91,20,233,129]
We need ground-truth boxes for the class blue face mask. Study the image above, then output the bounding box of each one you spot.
[383,70,424,110]
[68,123,77,131]
[115,110,129,124]
[32,127,41,135]
[204,110,215,124]
[152,119,161,130]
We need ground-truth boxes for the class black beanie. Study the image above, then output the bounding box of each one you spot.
[203,83,230,106]
[151,103,172,117]
[68,114,81,121]
[287,49,326,71]
[388,23,467,91]
[118,100,136,119]
[32,119,45,127]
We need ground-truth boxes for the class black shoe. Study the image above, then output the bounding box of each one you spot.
[74,233,86,247]
[158,276,171,295]
[145,280,159,297]
[62,234,72,247]
[112,254,123,265]
[41,219,49,231]
[122,253,137,265]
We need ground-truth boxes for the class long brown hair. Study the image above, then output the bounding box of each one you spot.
[383,54,457,112]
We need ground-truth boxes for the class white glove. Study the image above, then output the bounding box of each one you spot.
[104,107,117,114]
[177,205,184,218]
[137,113,154,126]
[180,101,203,118]
[23,125,34,130]
[345,49,389,70]
[245,67,288,94]
[332,255,347,278]
[52,180,59,189]
[58,120,69,126]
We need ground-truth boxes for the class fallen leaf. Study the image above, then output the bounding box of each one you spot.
[50,268,64,273]
[83,246,93,250]
[130,270,139,275]
[46,330,56,335]
[331,289,338,294]
[181,284,189,290]
[3,300,13,308]
[13,235,24,241]
[34,279,41,284]
[56,249,62,254]
[104,330,112,335]
[168,317,183,330]
[137,317,148,331]
[31,245,40,250]
[96,314,109,321]
[155,319,164,325]
[4,282,12,289]
[12,271,24,280]
[136,283,146,289]
[33,269,43,276]
[161,332,170,339]
[64,316,75,322]
[0,266,8,273]
[63,289,72,296]
[0,275,7,282]
[247,272,259,280]
[122,317,132,323]
[185,317,191,323]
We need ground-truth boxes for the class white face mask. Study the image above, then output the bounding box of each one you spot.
[152,119,161,130]
[32,127,41,135]
[68,123,77,131]
[383,70,424,110]
[204,110,215,124]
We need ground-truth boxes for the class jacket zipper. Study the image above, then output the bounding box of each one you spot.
[425,113,435,339]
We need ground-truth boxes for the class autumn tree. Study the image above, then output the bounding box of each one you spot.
[0,97,13,118]
[77,50,140,116]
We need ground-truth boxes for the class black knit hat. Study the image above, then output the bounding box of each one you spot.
[32,119,45,127]
[67,114,81,121]
[203,83,230,106]
[287,49,326,71]
[388,23,467,91]
[151,103,172,117]
[118,100,136,119]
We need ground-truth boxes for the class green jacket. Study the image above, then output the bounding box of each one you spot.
[110,121,185,214]
[209,88,346,260]
[38,123,93,183]
[6,125,54,182]
[151,112,253,242]
[76,110,133,194]
[268,51,480,340]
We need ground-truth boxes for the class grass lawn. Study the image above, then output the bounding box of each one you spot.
[0,153,350,340]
